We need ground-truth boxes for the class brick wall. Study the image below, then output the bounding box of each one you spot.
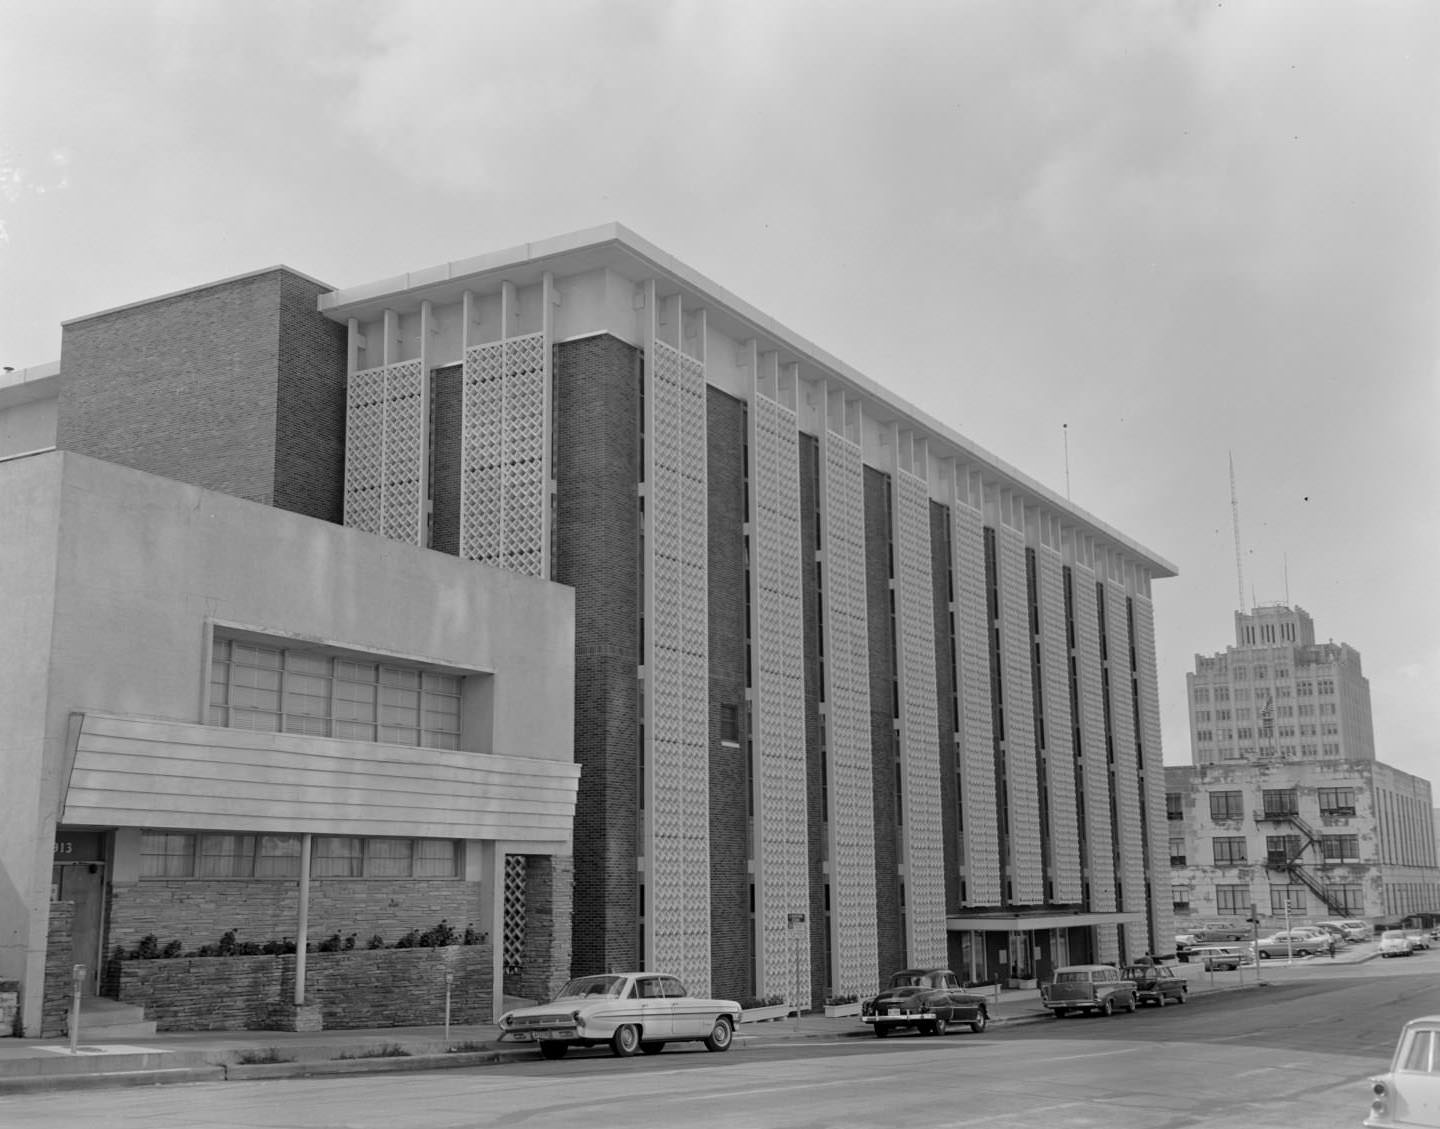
[553,335,641,976]
[706,387,751,1001]
[429,363,464,555]
[106,879,484,963]
[117,944,494,1031]
[931,500,963,912]
[58,268,346,522]
[799,432,827,1005]
[517,854,574,1003]
[271,271,349,522]
[41,903,75,1037]
[864,466,905,978]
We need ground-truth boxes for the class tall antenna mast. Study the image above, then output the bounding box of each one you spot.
[1063,423,1071,499]
[1229,452,1245,611]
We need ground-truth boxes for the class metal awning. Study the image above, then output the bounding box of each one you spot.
[946,911,1147,932]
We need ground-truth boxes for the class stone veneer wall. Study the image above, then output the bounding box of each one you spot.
[514,855,574,1004]
[40,903,76,1037]
[117,944,494,1031]
[106,878,484,963]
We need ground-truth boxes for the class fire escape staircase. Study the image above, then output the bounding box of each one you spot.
[1254,809,1348,917]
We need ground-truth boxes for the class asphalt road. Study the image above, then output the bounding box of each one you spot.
[6,960,1437,1129]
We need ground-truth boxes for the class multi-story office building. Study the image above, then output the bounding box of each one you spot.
[1187,604,1373,765]
[3,224,1178,1032]
[1168,605,1438,928]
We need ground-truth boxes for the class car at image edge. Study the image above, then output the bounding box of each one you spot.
[1365,1014,1440,1127]
[497,972,742,1059]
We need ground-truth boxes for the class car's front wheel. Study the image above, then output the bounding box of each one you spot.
[873,1023,890,1037]
[611,1024,641,1057]
[930,1016,949,1036]
[1099,999,1114,1017]
[1155,992,1165,1008]
[538,1041,568,1060]
[970,1009,987,1034]
[703,1017,733,1052]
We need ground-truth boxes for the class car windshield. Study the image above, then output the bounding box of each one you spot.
[553,975,627,1000]
[1382,931,1408,941]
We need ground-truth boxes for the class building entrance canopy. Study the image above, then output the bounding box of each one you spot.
[946,911,1145,932]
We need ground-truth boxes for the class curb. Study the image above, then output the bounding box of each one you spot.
[0,1065,226,1094]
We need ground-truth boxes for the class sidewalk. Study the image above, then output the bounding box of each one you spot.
[0,949,1371,1094]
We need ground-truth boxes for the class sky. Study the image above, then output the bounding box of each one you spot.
[2,0,1437,783]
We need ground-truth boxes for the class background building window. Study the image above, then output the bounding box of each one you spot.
[1166,793,1184,820]
[1270,885,1307,915]
[1209,791,1244,820]
[1213,837,1247,865]
[1216,885,1249,915]
[1321,835,1361,863]
[1172,886,1191,912]
[141,831,458,880]
[1262,789,1298,817]
[1326,885,1364,914]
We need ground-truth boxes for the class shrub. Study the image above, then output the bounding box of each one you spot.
[236,1047,293,1065]
[336,1043,411,1060]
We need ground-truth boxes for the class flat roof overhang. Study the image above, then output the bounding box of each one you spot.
[947,911,1148,932]
[318,223,1177,578]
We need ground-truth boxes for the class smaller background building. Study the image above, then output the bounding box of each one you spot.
[1167,605,1439,932]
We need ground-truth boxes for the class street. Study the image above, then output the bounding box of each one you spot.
[4,961,1437,1129]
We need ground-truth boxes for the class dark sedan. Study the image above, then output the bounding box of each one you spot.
[860,968,989,1038]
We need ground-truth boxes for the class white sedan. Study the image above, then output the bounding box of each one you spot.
[497,972,742,1059]
[1366,1015,1440,1126]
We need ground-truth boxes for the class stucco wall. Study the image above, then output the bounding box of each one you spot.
[0,455,63,1033]
[43,451,573,764]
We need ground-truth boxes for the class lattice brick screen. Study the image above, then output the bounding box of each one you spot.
[997,526,1044,904]
[820,429,879,997]
[380,359,426,545]
[503,854,527,976]
[952,504,1001,904]
[894,469,946,967]
[460,333,547,578]
[344,365,386,535]
[1037,547,1083,902]
[645,341,711,991]
[750,393,809,1001]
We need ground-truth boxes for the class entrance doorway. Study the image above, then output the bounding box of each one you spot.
[51,829,109,995]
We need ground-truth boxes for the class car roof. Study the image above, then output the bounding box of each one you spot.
[1055,964,1117,972]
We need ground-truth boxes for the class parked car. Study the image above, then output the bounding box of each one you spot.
[1122,963,1189,1007]
[1380,931,1419,958]
[1194,924,1252,943]
[1318,919,1371,943]
[1256,931,1323,959]
[1306,922,1349,944]
[1365,1014,1440,1127]
[1188,944,1254,971]
[1039,965,1138,1018]
[859,968,989,1037]
[1174,933,1200,962]
[1407,930,1434,951]
[496,972,741,1059]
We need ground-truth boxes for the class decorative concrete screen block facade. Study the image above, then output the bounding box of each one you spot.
[749,385,809,1003]
[819,420,879,998]
[9,223,1180,1026]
